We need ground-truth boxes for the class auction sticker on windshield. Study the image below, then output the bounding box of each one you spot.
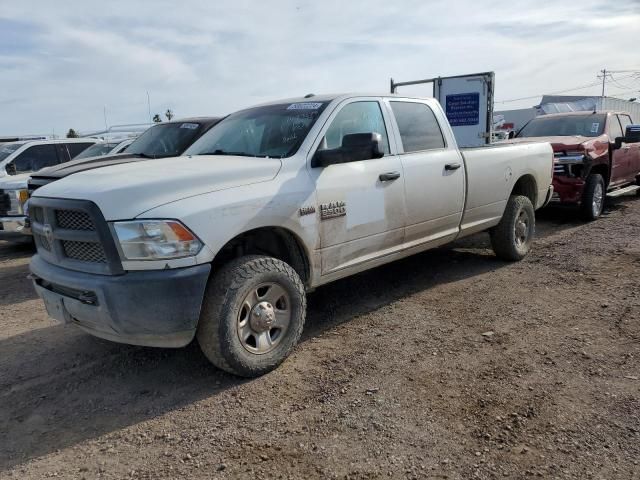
[591,123,600,133]
[180,123,199,129]
[287,102,323,110]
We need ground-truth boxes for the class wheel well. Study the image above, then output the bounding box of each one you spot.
[211,227,310,285]
[590,163,609,186]
[511,174,537,206]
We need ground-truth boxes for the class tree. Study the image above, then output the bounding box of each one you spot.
[165,109,174,121]
[152,114,162,123]
[66,128,79,138]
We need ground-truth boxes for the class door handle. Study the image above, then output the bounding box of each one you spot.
[445,162,461,171]
[379,171,401,182]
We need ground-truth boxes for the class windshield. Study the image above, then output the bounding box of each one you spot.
[517,114,606,138]
[0,142,25,162]
[126,122,204,157]
[185,102,329,158]
[74,143,119,160]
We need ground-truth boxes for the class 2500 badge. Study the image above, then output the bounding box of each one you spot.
[320,201,346,220]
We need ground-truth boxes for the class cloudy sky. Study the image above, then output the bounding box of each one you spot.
[1,0,639,136]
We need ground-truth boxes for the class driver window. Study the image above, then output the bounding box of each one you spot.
[323,101,389,154]
[11,144,58,174]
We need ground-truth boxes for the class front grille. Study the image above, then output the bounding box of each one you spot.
[56,209,94,230]
[554,164,566,175]
[62,240,107,263]
[0,189,11,216]
[29,197,123,275]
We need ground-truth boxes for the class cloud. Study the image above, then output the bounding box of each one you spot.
[0,0,639,135]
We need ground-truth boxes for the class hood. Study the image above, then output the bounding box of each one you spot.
[0,172,31,190]
[506,135,608,155]
[34,155,282,220]
[31,153,144,180]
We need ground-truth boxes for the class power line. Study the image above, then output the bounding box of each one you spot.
[496,70,640,105]
[495,80,602,104]
[608,73,640,90]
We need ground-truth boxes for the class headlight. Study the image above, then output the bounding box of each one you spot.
[112,220,203,260]
[5,189,29,215]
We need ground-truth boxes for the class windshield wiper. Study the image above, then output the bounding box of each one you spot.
[200,149,258,157]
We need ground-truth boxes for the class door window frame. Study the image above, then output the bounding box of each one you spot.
[306,97,400,169]
[386,100,448,154]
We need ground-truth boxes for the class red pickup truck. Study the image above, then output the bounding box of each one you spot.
[513,111,640,219]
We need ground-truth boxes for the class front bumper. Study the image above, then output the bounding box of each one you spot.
[30,254,211,348]
[0,215,31,238]
[551,176,585,204]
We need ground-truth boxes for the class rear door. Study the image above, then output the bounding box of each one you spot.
[310,98,406,275]
[386,99,465,246]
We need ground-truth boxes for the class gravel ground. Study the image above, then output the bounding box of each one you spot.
[1,198,639,480]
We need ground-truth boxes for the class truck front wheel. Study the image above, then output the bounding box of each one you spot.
[490,195,535,261]
[580,174,605,221]
[197,255,306,377]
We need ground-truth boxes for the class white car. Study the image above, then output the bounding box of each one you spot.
[72,138,133,160]
[29,94,553,376]
[0,138,98,239]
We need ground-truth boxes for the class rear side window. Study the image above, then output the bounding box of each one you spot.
[66,142,95,159]
[11,144,59,174]
[390,102,445,152]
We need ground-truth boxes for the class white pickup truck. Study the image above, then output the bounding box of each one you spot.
[29,94,553,377]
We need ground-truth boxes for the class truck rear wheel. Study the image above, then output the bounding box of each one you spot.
[490,195,535,261]
[197,255,306,377]
[580,174,605,221]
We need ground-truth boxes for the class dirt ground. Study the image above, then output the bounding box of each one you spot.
[1,198,639,480]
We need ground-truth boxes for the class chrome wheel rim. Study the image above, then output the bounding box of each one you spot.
[236,282,291,355]
[514,209,530,247]
[592,182,604,217]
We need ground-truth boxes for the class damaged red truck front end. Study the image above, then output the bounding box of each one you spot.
[511,111,640,220]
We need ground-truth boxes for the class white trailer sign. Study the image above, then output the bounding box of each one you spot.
[391,72,495,148]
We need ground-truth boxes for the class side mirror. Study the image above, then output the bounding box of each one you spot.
[5,162,16,176]
[312,132,384,168]
[624,124,640,143]
[508,131,515,139]
[614,136,624,150]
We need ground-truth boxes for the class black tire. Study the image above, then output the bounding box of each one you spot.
[580,174,605,221]
[197,255,306,377]
[490,195,535,261]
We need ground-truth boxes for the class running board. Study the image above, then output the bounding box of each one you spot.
[607,185,640,198]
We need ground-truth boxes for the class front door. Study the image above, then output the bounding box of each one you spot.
[608,114,630,186]
[617,114,640,181]
[309,99,406,275]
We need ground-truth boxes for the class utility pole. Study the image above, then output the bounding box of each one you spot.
[600,68,606,110]
[146,91,151,123]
